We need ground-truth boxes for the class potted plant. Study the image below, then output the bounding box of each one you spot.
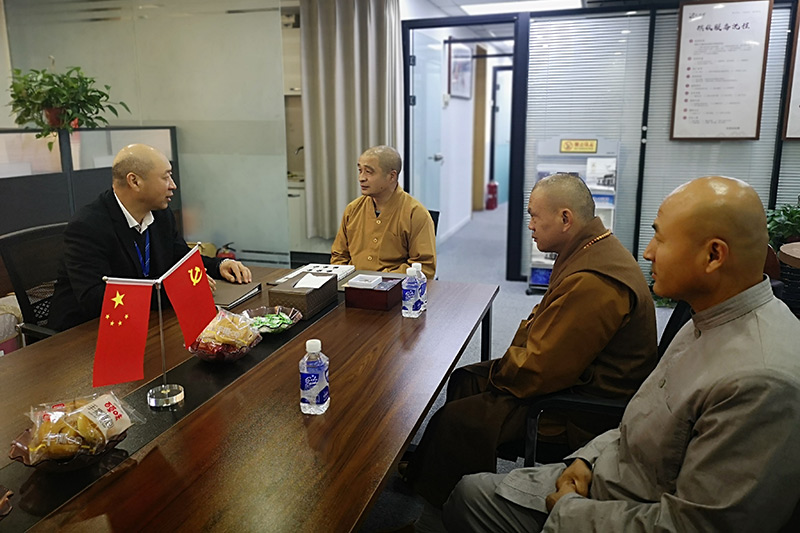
[9,66,130,149]
[767,200,800,251]
[767,199,800,316]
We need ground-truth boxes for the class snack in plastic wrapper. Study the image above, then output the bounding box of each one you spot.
[242,306,302,334]
[9,391,144,469]
[188,308,261,362]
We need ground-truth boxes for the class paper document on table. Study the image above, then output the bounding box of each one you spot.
[294,274,334,289]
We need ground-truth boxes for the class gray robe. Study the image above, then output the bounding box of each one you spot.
[495,279,800,532]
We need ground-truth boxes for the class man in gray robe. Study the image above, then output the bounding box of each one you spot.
[443,176,800,533]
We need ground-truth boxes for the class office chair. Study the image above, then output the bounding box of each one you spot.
[289,251,333,269]
[520,300,691,466]
[0,223,67,346]
[428,209,440,236]
[521,246,786,466]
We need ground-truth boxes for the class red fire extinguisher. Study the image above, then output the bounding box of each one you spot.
[216,242,237,260]
[486,180,498,210]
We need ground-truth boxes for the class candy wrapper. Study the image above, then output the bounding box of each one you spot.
[188,308,261,362]
[9,392,144,469]
[242,306,302,334]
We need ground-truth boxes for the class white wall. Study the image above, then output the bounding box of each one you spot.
[3,0,289,264]
[399,0,448,20]
[439,89,475,241]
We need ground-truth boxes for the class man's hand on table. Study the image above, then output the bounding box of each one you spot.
[220,260,252,283]
[545,458,592,512]
[206,270,217,293]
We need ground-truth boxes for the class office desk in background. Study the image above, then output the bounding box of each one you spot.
[0,272,497,532]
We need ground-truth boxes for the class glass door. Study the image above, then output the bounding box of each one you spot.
[410,30,442,212]
[492,66,513,205]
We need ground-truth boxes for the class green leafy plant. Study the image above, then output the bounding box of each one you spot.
[9,66,130,149]
[767,201,800,251]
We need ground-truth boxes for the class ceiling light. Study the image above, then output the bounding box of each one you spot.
[461,0,581,15]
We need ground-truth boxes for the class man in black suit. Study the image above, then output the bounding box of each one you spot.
[49,144,251,331]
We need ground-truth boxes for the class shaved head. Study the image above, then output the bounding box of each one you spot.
[664,176,767,273]
[112,144,169,184]
[361,145,402,176]
[645,176,768,310]
[532,173,595,222]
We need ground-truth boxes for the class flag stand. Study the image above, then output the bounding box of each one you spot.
[147,281,184,408]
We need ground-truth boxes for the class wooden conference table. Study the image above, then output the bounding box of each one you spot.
[0,267,498,532]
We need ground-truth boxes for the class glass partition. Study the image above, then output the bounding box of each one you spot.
[0,132,61,177]
[0,127,178,235]
[71,129,173,170]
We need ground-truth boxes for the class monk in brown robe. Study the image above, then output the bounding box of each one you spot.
[402,173,657,531]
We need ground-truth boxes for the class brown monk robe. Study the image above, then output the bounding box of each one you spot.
[404,175,657,510]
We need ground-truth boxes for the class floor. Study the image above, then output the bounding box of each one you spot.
[357,202,671,532]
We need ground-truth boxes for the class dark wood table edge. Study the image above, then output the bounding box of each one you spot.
[7,282,499,532]
[0,296,340,532]
[350,283,499,532]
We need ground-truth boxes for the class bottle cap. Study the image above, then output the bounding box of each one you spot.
[306,339,321,353]
[406,267,417,276]
[412,262,422,271]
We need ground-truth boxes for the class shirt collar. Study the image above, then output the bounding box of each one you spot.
[692,276,774,331]
[114,192,154,234]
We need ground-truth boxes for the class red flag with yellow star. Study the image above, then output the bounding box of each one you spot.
[162,247,217,347]
[93,279,153,387]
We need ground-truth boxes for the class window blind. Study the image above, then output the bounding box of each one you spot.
[522,13,650,277]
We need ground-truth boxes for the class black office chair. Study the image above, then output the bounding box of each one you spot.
[0,223,67,346]
[520,243,789,465]
[289,251,332,269]
[520,300,691,466]
[428,209,439,236]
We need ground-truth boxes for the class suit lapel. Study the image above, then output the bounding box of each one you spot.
[102,190,144,277]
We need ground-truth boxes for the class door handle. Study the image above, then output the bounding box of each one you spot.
[288,193,301,198]
[428,153,444,162]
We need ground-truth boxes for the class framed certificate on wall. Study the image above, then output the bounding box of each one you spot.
[784,11,800,139]
[671,0,772,140]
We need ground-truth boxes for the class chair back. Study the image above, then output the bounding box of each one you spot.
[428,210,440,236]
[657,300,692,358]
[765,244,782,280]
[0,223,68,327]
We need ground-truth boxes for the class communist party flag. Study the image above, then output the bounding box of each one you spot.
[94,279,153,387]
[162,247,217,347]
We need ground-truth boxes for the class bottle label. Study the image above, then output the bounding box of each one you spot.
[413,299,423,311]
[300,372,320,391]
[419,282,426,297]
[403,287,416,301]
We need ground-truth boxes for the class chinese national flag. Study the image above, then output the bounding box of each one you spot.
[162,248,217,347]
[94,280,152,387]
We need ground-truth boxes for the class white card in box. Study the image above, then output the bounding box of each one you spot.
[347,274,382,289]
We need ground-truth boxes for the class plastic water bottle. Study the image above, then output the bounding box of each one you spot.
[300,339,329,414]
[412,262,428,312]
[402,267,422,318]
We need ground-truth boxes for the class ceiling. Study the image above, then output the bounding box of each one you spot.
[428,0,681,17]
